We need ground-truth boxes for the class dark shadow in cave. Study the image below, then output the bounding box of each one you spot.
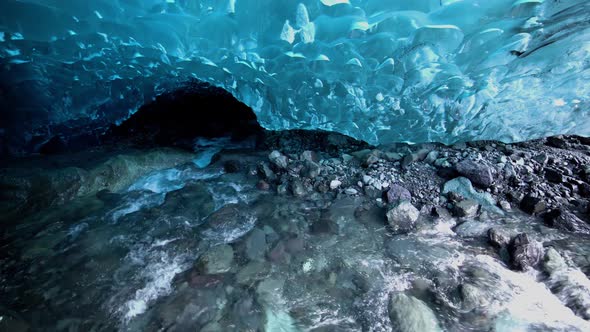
[105,80,265,149]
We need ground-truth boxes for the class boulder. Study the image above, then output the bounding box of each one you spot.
[452,200,479,217]
[388,293,442,332]
[386,201,420,233]
[543,208,590,234]
[455,159,494,188]
[269,151,288,169]
[508,233,542,271]
[386,184,412,204]
[197,245,234,274]
[520,194,546,215]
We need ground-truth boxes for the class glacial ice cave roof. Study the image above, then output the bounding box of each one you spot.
[0,0,589,147]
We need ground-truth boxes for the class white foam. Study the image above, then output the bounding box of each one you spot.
[474,255,590,331]
[121,251,187,321]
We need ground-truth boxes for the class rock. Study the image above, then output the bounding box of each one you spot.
[452,200,479,217]
[520,194,546,215]
[455,159,494,188]
[236,261,271,285]
[363,150,382,167]
[508,233,542,271]
[386,184,412,204]
[499,200,511,211]
[345,188,358,195]
[487,228,509,248]
[533,153,548,165]
[543,247,567,274]
[388,293,442,332]
[543,208,590,234]
[443,177,502,214]
[386,201,420,233]
[424,150,439,164]
[269,150,288,169]
[433,206,452,220]
[245,228,267,262]
[256,277,285,305]
[197,244,234,274]
[546,136,568,149]
[330,179,342,190]
[300,150,319,163]
[290,179,306,197]
[301,160,321,178]
[258,162,276,181]
[223,160,242,173]
[544,168,564,183]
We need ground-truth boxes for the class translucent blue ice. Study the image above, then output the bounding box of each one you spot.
[1,0,589,145]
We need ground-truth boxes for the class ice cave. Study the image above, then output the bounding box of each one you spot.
[1,1,590,331]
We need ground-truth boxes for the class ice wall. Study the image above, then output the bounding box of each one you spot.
[1,0,589,149]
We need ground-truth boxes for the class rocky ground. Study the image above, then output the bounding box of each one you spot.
[241,133,590,246]
[2,132,590,331]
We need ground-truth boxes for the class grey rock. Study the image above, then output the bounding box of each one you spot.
[487,228,509,248]
[197,245,234,274]
[269,150,288,169]
[543,247,567,274]
[258,162,276,181]
[246,228,268,262]
[443,177,502,215]
[330,179,342,190]
[452,200,479,217]
[455,159,494,188]
[544,168,564,183]
[301,160,321,179]
[300,150,319,163]
[236,261,271,285]
[388,293,442,332]
[290,179,307,197]
[520,194,546,215]
[386,184,412,204]
[543,208,590,234]
[424,150,439,164]
[386,201,420,233]
[508,233,542,271]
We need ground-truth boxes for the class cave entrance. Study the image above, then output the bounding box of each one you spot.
[109,80,264,149]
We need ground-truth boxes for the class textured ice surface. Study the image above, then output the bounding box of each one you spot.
[1,0,589,146]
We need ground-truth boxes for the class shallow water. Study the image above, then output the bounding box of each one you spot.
[2,146,590,332]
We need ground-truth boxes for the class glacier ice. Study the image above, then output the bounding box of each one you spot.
[0,0,589,147]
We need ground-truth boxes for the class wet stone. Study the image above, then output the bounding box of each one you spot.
[520,194,546,215]
[269,150,288,169]
[452,200,479,218]
[197,244,234,274]
[388,293,442,332]
[236,261,271,285]
[488,228,509,248]
[386,184,412,204]
[455,159,494,188]
[386,201,420,234]
[543,208,590,234]
[508,233,542,271]
[245,228,268,262]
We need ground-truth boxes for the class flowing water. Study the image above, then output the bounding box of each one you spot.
[1,143,590,332]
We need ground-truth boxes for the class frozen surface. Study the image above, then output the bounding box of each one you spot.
[1,0,589,146]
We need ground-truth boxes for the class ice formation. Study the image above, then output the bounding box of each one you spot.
[1,0,589,146]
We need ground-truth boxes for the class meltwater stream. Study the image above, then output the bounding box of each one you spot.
[2,140,590,332]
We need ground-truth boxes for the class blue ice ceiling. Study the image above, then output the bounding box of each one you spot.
[1,0,589,146]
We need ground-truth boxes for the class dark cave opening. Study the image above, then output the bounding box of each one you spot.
[105,80,265,150]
